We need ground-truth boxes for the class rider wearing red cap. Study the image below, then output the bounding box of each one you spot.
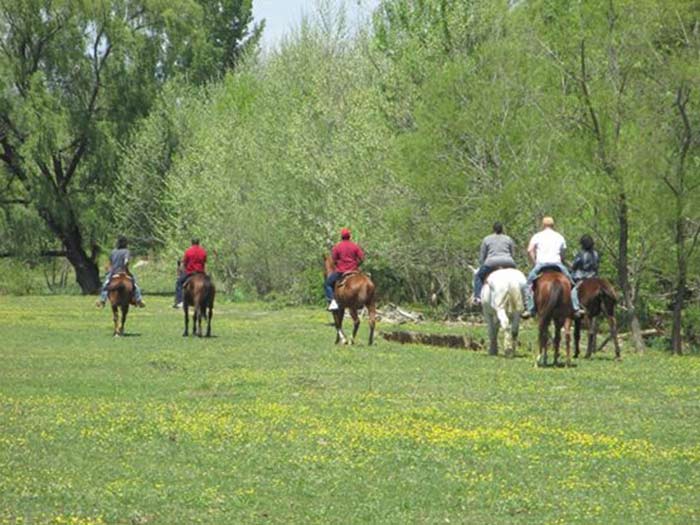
[325,228,365,311]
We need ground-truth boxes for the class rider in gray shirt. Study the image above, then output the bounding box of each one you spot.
[96,236,145,308]
[472,222,517,305]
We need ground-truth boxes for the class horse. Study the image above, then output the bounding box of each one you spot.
[573,277,621,360]
[107,273,133,337]
[480,268,527,357]
[533,270,573,367]
[183,273,215,337]
[323,255,377,345]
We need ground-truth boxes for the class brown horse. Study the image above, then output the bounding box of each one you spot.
[533,270,573,367]
[183,273,215,337]
[574,277,621,360]
[324,255,377,345]
[107,273,133,337]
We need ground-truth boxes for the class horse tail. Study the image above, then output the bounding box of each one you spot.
[599,279,618,316]
[507,278,525,313]
[540,279,565,322]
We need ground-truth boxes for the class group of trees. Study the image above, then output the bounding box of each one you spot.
[1,0,698,352]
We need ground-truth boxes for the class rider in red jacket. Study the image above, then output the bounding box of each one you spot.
[325,228,364,311]
[174,238,207,307]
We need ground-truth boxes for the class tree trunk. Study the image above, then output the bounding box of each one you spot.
[64,233,101,294]
[40,206,101,294]
[671,216,687,355]
[617,192,645,352]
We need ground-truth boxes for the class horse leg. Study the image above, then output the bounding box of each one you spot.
[553,321,562,366]
[349,308,360,345]
[183,303,189,337]
[367,301,376,346]
[120,305,128,336]
[487,312,499,356]
[335,308,347,344]
[497,308,512,357]
[206,304,213,337]
[537,319,548,367]
[112,304,119,337]
[573,317,581,358]
[563,318,572,367]
[510,313,520,357]
[609,314,621,360]
[196,304,203,337]
[193,307,199,337]
[585,316,597,359]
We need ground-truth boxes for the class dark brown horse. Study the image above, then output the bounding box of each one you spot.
[574,277,621,360]
[324,255,377,345]
[107,273,133,337]
[533,270,573,367]
[183,273,215,337]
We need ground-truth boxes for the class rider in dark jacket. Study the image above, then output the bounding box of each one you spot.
[571,234,600,283]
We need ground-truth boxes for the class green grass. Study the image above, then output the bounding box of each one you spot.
[1,296,699,524]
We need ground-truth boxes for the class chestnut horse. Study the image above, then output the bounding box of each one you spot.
[323,255,377,345]
[183,273,215,337]
[107,273,133,337]
[533,270,573,367]
[574,277,621,360]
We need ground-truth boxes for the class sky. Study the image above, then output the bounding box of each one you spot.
[252,0,381,51]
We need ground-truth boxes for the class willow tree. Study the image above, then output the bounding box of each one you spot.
[0,0,260,292]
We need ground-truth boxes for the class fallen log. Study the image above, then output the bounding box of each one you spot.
[596,328,661,352]
[381,330,484,351]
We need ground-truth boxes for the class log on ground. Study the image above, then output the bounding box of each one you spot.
[381,330,484,351]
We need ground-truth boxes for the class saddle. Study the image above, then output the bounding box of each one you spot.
[336,271,361,290]
[110,271,132,281]
[533,264,563,282]
[184,272,209,287]
[483,265,512,281]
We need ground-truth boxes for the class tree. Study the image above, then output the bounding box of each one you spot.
[0,0,260,292]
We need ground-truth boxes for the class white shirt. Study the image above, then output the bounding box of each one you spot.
[528,228,566,265]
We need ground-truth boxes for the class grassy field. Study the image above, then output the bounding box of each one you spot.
[1,296,699,524]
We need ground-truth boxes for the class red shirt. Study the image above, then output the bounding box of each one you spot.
[332,240,364,273]
[183,245,207,274]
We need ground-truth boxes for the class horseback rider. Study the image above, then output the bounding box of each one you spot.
[95,236,145,308]
[325,228,364,311]
[571,234,600,283]
[174,238,207,308]
[472,221,518,306]
[521,217,585,319]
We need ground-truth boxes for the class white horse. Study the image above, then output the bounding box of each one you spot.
[480,268,527,357]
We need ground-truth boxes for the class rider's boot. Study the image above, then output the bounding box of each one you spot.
[328,299,339,311]
[95,299,105,308]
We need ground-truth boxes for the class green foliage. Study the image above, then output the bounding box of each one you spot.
[0,0,260,291]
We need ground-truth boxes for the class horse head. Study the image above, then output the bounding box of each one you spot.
[323,254,335,278]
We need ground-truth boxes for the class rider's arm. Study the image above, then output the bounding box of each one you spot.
[478,240,487,266]
[526,235,536,264]
[571,252,582,271]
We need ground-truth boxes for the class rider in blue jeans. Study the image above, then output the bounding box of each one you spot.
[95,236,145,308]
[521,217,584,319]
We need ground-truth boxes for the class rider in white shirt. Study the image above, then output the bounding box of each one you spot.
[522,216,584,318]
